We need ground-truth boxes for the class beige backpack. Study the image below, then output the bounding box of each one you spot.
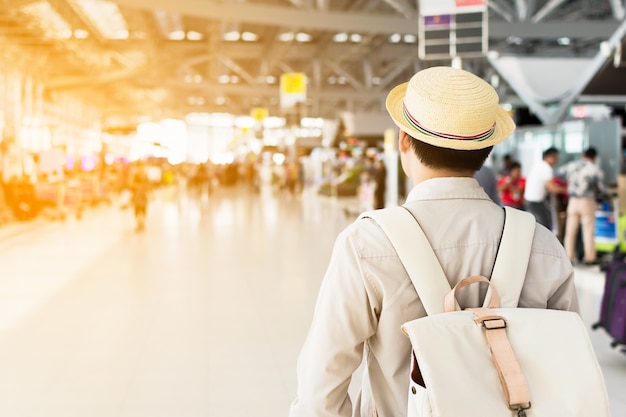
[364,206,610,417]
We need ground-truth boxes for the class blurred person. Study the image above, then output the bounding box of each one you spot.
[497,161,526,209]
[523,147,566,230]
[130,163,151,232]
[289,66,577,417]
[0,176,14,224]
[499,153,513,176]
[358,169,375,212]
[371,158,387,209]
[190,164,209,197]
[473,162,501,205]
[206,161,217,195]
[557,147,606,265]
[285,161,299,195]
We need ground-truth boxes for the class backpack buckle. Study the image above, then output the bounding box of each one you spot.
[509,402,531,417]
[480,317,507,330]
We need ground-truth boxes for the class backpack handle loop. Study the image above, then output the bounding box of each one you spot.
[444,276,501,312]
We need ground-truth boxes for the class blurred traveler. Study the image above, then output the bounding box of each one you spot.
[285,161,299,195]
[371,158,387,209]
[289,66,577,417]
[130,164,151,232]
[474,162,501,205]
[206,161,216,195]
[497,161,526,209]
[0,180,13,225]
[523,147,566,230]
[358,169,375,212]
[557,147,606,265]
[499,153,514,176]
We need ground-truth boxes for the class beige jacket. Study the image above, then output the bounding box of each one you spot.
[290,177,578,417]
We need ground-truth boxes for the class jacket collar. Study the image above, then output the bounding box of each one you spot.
[405,177,492,203]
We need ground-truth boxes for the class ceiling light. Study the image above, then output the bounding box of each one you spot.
[333,33,348,43]
[372,77,382,86]
[328,76,337,85]
[490,74,500,88]
[70,0,129,40]
[168,30,185,40]
[301,118,324,128]
[506,35,523,45]
[404,34,417,43]
[279,32,295,42]
[230,75,240,84]
[337,76,347,85]
[186,31,203,41]
[187,96,205,105]
[350,33,362,43]
[389,33,402,43]
[265,75,277,84]
[295,32,311,42]
[235,116,255,128]
[218,75,230,84]
[21,1,73,39]
[241,31,258,42]
[74,29,89,39]
[263,117,286,129]
[557,37,571,46]
[131,31,146,40]
[183,74,202,84]
[223,31,240,41]
[215,97,227,106]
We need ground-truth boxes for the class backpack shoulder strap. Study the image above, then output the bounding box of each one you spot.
[487,206,537,308]
[361,206,537,313]
[360,207,450,315]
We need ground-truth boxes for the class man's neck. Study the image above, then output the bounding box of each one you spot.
[411,166,474,184]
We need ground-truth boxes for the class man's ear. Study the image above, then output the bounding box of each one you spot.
[398,130,412,153]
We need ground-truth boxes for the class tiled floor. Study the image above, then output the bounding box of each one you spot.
[0,184,623,417]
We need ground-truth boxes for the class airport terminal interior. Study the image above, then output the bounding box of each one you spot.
[0,184,624,416]
[1,0,626,416]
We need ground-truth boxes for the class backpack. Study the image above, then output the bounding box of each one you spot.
[363,206,610,417]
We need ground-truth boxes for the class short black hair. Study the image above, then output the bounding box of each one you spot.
[543,147,559,159]
[407,134,493,172]
[584,147,597,159]
[510,161,521,170]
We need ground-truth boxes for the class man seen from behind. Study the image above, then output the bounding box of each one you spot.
[289,66,578,417]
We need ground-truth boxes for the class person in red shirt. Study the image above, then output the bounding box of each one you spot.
[497,161,526,209]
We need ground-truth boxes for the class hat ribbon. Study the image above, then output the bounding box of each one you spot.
[402,103,495,142]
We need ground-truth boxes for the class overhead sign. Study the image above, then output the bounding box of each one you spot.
[251,107,268,122]
[419,0,485,15]
[418,0,487,60]
[280,73,307,109]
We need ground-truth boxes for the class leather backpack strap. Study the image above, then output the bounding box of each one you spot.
[486,206,537,308]
[360,207,451,316]
[471,307,532,414]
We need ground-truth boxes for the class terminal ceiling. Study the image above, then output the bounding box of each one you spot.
[1,0,626,127]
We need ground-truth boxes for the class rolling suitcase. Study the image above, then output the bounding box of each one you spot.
[593,260,626,354]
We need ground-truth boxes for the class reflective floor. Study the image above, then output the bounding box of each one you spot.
[0,184,624,417]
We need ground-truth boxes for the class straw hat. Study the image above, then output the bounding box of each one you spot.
[385,66,515,150]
